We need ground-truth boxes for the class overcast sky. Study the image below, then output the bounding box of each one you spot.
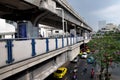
[67,0,120,31]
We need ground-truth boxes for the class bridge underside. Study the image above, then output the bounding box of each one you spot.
[0,0,91,33]
[0,0,37,17]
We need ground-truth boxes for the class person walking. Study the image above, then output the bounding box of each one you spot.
[72,72,77,80]
[91,68,95,78]
[83,63,87,74]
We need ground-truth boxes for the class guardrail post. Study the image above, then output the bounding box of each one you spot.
[31,39,36,56]
[46,38,49,52]
[55,38,58,49]
[5,39,14,64]
[62,37,64,48]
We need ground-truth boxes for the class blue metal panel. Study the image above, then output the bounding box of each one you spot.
[67,37,68,46]
[70,36,72,45]
[5,39,14,64]
[62,37,64,48]
[46,38,49,52]
[55,38,58,49]
[31,39,36,56]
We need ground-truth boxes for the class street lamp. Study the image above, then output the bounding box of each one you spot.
[56,7,65,36]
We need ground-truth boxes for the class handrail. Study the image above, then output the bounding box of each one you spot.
[0,36,84,68]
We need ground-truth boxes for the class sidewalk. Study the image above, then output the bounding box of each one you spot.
[110,64,120,80]
[94,63,120,80]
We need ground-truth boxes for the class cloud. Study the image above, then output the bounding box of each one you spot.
[92,4,120,24]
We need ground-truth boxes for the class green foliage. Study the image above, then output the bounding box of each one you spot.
[88,33,120,68]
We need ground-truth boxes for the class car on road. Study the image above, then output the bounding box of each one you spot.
[87,56,95,64]
[53,67,67,78]
[81,52,88,59]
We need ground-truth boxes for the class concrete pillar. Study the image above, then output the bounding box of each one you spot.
[68,46,80,61]
[26,70,31,80]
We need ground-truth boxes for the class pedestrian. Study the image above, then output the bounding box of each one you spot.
[83,67,87,74]
[90,68,94,78]
[83,64,87,74]
[72,72,77,80]
[39,34,42,38]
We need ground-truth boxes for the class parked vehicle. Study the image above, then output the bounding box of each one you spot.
[53,67,67,78]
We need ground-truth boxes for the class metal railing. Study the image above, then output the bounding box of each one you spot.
[0,36,84,68]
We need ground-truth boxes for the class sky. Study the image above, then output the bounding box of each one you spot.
[67,0,120,31]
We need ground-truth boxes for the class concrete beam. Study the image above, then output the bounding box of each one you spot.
[0,47,68,80]
[0,41,85,80]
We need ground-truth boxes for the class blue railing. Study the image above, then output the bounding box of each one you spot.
[0,36,84,67]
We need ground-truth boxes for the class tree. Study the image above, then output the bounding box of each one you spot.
[87,32,120,80]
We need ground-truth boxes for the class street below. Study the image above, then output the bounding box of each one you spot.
[45,57,96,80]
[45,57,120,80]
